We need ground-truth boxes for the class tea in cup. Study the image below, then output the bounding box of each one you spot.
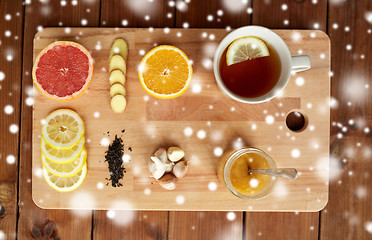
[213,26,311,103]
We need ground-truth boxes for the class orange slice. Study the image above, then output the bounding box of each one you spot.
[138,45,193,99]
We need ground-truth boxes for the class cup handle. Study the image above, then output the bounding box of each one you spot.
[291,56,311,73]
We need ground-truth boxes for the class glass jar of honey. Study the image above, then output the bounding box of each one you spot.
[217,147,277,200]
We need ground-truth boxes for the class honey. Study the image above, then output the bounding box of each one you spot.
[218,148,276,199]
[229,152,271,195]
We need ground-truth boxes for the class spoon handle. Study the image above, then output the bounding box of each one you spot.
[250,168,298,180]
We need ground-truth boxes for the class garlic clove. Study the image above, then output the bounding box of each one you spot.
[172,160,188,178]
[153,148,169,164]
[167,147,185,162]
[157,173,176,190]
[149,156,166,180]
[164,163,174,173]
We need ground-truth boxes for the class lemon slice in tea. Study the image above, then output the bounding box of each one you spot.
[226,36,270,66]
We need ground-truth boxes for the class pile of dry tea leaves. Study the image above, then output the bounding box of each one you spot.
[105,135,126,187]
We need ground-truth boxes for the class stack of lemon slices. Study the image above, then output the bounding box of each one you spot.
[41,109,87,192]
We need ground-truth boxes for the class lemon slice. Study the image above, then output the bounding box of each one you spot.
[41,137,85,164]
[42,109,84,149]
[43,163,87,192]
[42,149,87,177]
[226,36,270,66]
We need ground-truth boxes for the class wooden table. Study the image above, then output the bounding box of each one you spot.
[0,0,371,239]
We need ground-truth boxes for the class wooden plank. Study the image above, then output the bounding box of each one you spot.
[168,211,243,240]
[32,28,329,211]
[17,0,100,239]
[0,1,23,239]
[101,0,175,27]
[93,211,168,239]
[95,2,172,239]
[245,212,319,239]
[173,3,246,239]
[252,0,328,31]
[247,1,330,239]
[175,0,251,28]
[320,0,372,239]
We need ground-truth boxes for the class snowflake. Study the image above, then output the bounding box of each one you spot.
[106,210,116,219]
[365,221,372,234]
[295,77,305,86]
[97,182,104,189]
[6,155,16,164]
[184,127,193,136]
[208,182,217,191]
[100,137,110,146]
[176,195,185,204]
[197,130,206,139]
[213,147,223,157]
[6,54,13,61]
[291,149,300,158]
[121,19,128,26]
[25,97,34,106]
[366,11,372,23]
[176,1,188,12]
[4,105,14,114]
[144,188,151,195]
[265,115,274,124]
[226,212,236,221]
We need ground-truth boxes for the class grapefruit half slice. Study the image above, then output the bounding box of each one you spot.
[32,41,94,101]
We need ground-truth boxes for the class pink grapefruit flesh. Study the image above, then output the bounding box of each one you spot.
[32,41,94,101]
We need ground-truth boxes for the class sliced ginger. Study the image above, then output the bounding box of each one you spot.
[110,95,127,113]
[110,83,126,97]
[109,39,128,60]
[109,38,128,113]
[109,55,126,74]
[109,70,126,85]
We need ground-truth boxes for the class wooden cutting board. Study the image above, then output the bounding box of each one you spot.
[32,28,330,211]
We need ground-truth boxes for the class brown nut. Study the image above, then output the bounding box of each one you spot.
[157,173,176,190]
[172,160,188,178]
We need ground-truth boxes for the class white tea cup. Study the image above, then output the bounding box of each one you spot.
[213,26,311,104]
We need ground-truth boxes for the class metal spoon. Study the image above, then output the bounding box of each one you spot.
[248,167,298,180]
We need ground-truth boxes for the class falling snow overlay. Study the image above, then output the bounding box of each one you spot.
[0,0,371,239]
